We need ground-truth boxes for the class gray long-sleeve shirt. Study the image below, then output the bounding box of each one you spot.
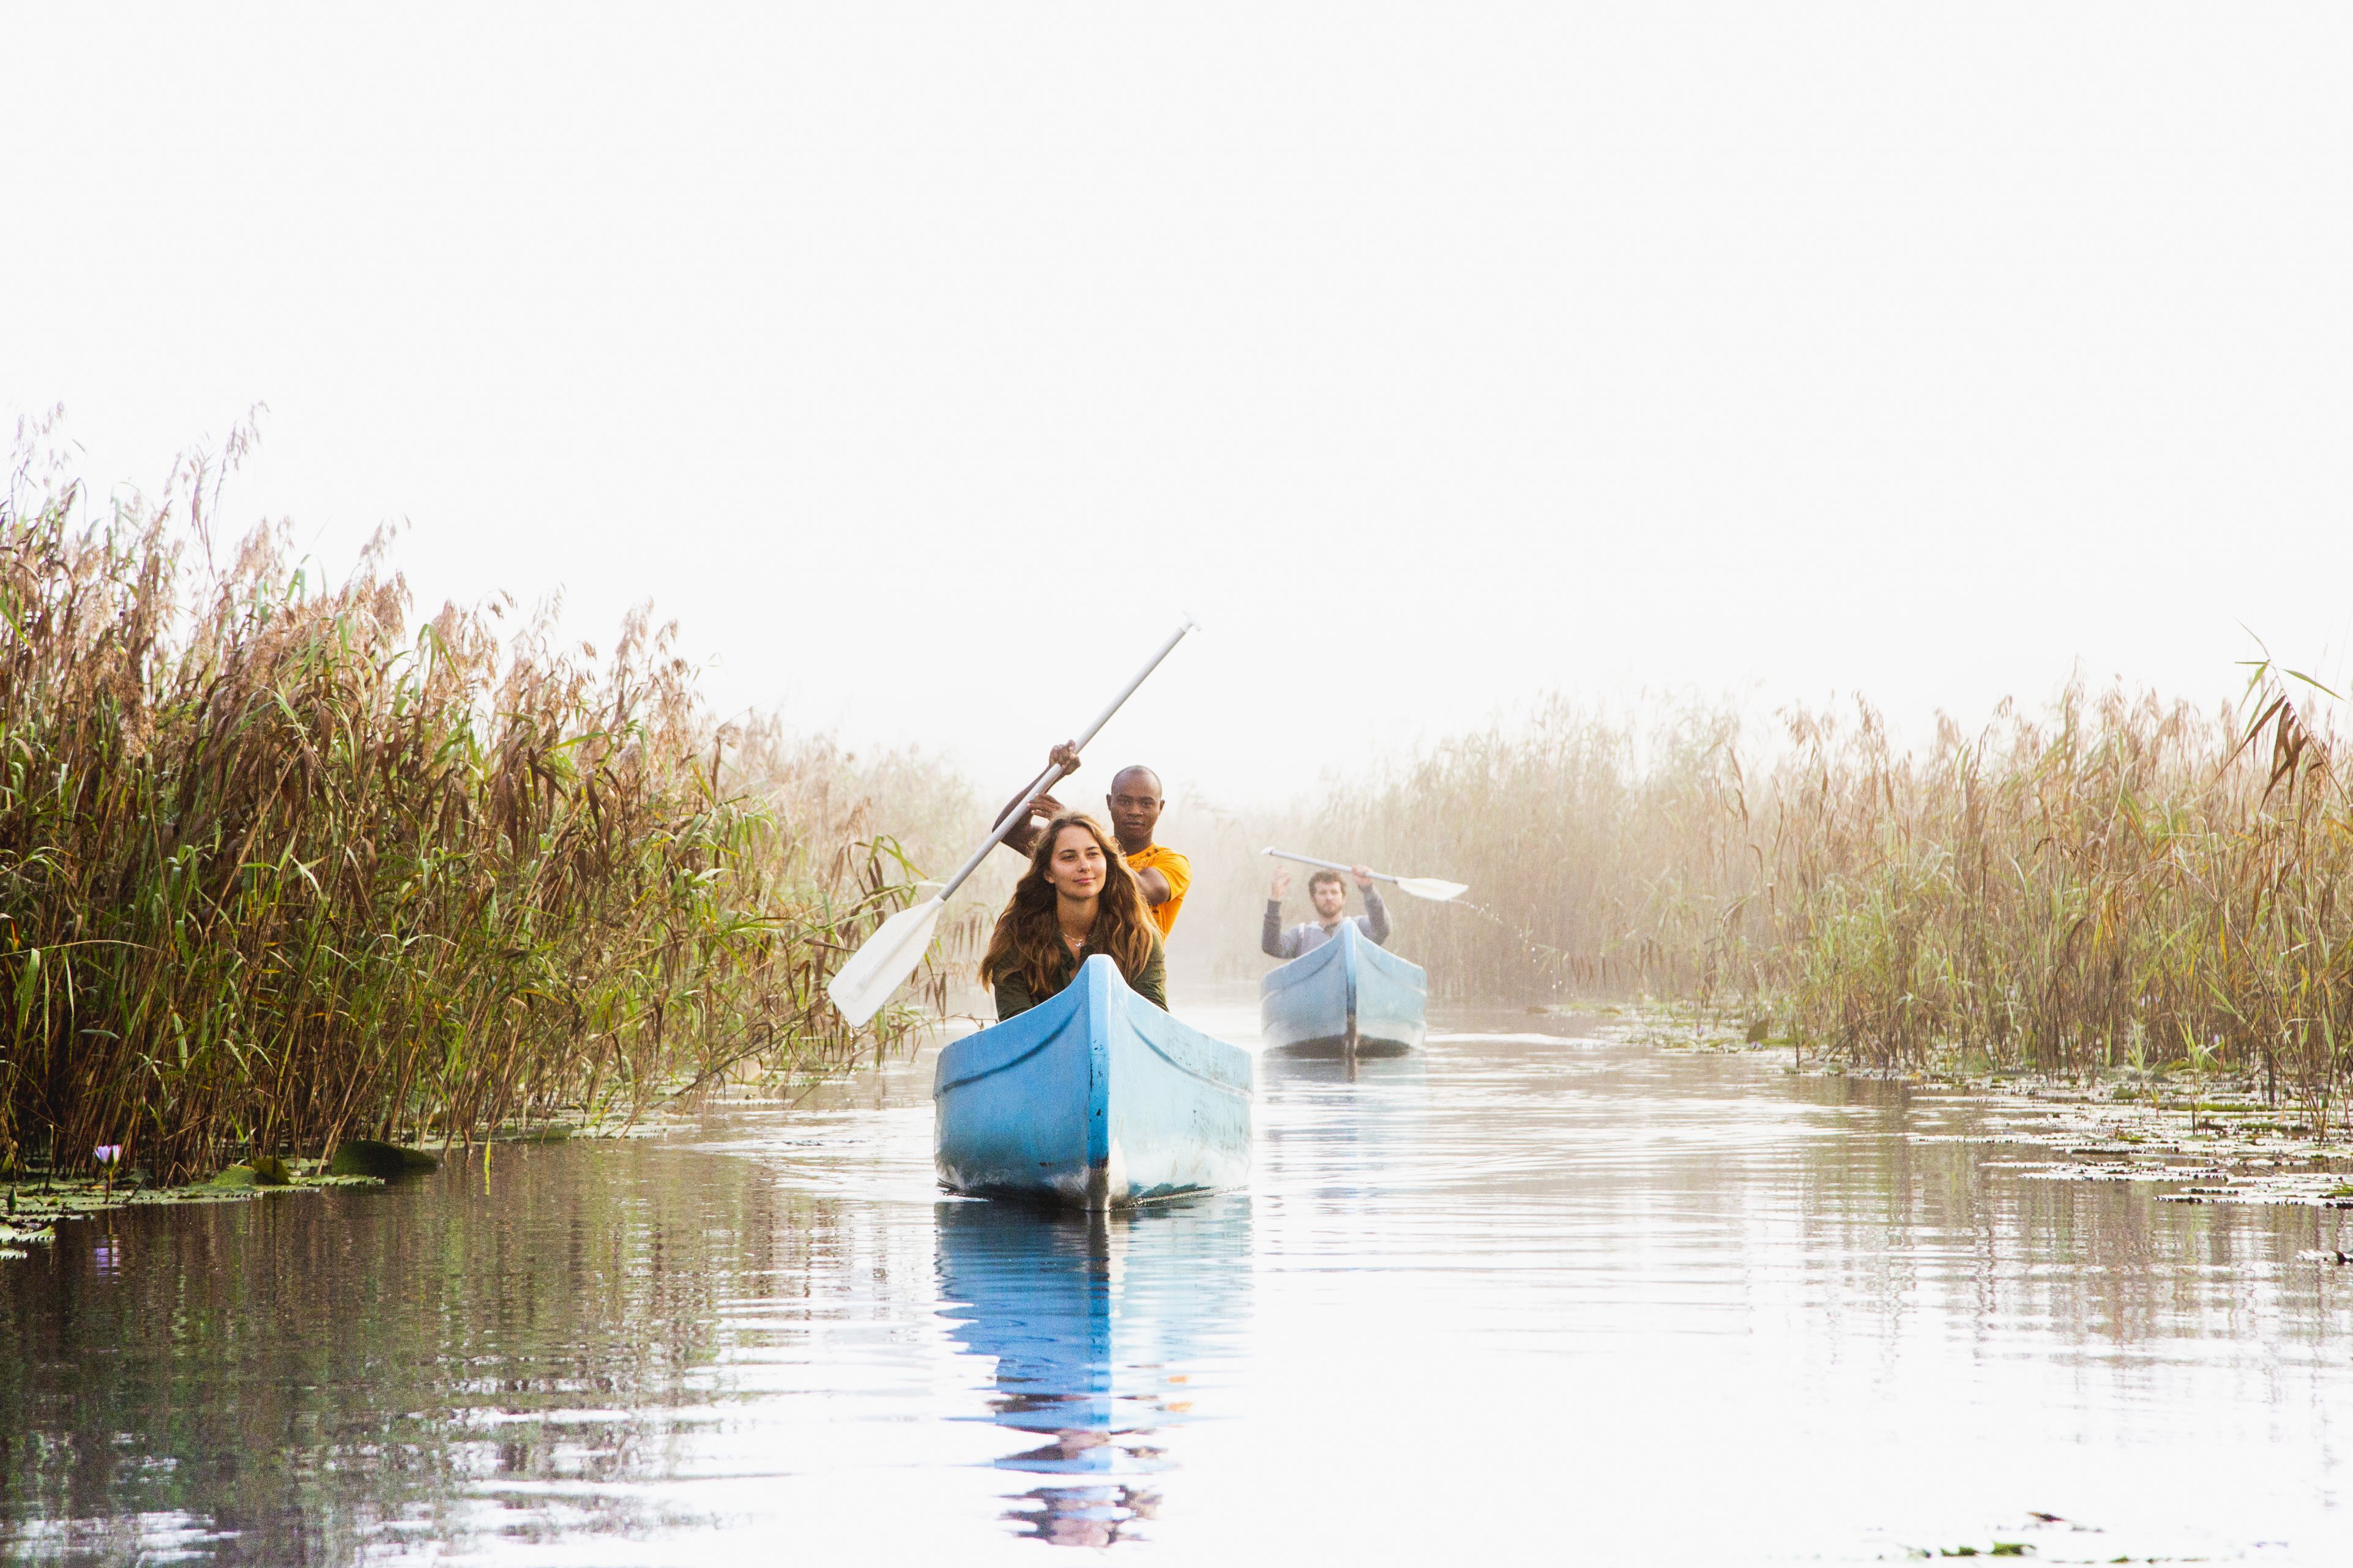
[1262,885,1390,959]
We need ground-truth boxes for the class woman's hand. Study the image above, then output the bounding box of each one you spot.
[1270,868,1291,899]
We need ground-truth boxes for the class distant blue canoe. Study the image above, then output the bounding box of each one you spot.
[934,954,1253,1208]
[1259,920,1427,1058]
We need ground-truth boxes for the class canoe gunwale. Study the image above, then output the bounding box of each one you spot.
[1132,1031,1253,1099]
[936,1027,1070,1096]
[1258,932,1348,1002]
[937,1006,1250,1101]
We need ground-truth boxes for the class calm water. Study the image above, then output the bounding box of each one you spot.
[6,1001,2351,1564]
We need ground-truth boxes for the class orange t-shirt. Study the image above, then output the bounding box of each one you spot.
[1126,844,1191,937]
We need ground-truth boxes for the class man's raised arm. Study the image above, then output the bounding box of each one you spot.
[992,742,1080,860]
[1262,868,1293,957]
[1357,872,1392,946]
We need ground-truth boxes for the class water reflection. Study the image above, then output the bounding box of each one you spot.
[935,1196,1252,1548]
[1258,1050,1429,1091]
[4,1012,2351,1562]
[1257,1049,1428,1202]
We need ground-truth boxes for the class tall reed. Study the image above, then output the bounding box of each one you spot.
[0,433,939,1183]
[1249,681,2353,1114]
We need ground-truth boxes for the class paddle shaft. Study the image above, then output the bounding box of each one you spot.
[1263,847,1403,886]
[933,620,1197,902]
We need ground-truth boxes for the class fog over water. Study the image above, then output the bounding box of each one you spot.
[7,6,2353,806]
[6,1008,2349,1564]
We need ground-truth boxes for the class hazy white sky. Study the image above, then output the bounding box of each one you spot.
[6,6,2351,806]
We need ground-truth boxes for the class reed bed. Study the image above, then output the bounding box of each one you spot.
[1267,681,2353,1118]
[0,436,942,1184]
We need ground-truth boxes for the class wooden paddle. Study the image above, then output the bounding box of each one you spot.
[826,619,1198,1027]
[1261,847,1468,902]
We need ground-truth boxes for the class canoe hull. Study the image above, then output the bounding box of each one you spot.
[1259,920,1427,1058]
[935,956,1253,1208]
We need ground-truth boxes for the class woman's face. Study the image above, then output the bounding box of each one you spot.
[1045,825,1109,901]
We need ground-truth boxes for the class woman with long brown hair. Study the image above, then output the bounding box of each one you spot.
[980,812,1168,1020]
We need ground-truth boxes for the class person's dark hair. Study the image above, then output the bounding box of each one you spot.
[980,814,1157,998]
[1308,868,1346,893]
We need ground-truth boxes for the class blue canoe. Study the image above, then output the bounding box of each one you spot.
[1259,920,1428,1058]
[934,954,1253,1208]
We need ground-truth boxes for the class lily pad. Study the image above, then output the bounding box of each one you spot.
[211,1160,293,1187]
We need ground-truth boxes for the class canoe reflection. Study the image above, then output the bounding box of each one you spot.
[1258,1046,1429,1151]
[1258,1049,1430,1091]
[935,1195,1251,1548]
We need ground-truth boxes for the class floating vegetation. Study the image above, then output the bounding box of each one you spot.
[0,1219,52,1260]
[0,1159,387,1247]
[1534,1003,2353,1216]
[1609,1007,1777,1055]
[0,423,955,1186]
[209,1160,288,1189]
[1899,1074,2353,1209]
[0,1107,677,1259]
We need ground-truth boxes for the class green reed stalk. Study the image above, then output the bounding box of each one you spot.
[0,436,942,1183]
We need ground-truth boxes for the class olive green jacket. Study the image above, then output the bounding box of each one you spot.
[992,930,1168,1020]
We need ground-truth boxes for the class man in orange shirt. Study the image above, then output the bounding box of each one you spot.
[996,748,1191,936]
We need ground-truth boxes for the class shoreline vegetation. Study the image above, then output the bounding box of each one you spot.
[1232,679,2353,1131]
[10,429,2351,1206]
[0,429,959,1190]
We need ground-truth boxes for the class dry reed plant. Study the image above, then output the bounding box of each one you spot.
[1277,682,2353,1117]
[722,720,1002,1005]
[0,429,941,1183]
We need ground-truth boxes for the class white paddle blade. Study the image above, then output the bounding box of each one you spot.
[1395,877,1469,902]
[826,896,947,1027]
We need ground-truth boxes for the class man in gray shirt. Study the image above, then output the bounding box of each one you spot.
[1263,864,1390,959]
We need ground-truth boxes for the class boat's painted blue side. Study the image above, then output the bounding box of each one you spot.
[934,955,1253,1207]
[1351,924,1429,1055]
[1258,920,1427,1057]
[1258,926,1351,1053]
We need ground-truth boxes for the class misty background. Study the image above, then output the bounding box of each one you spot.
[7,5,2352,986]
